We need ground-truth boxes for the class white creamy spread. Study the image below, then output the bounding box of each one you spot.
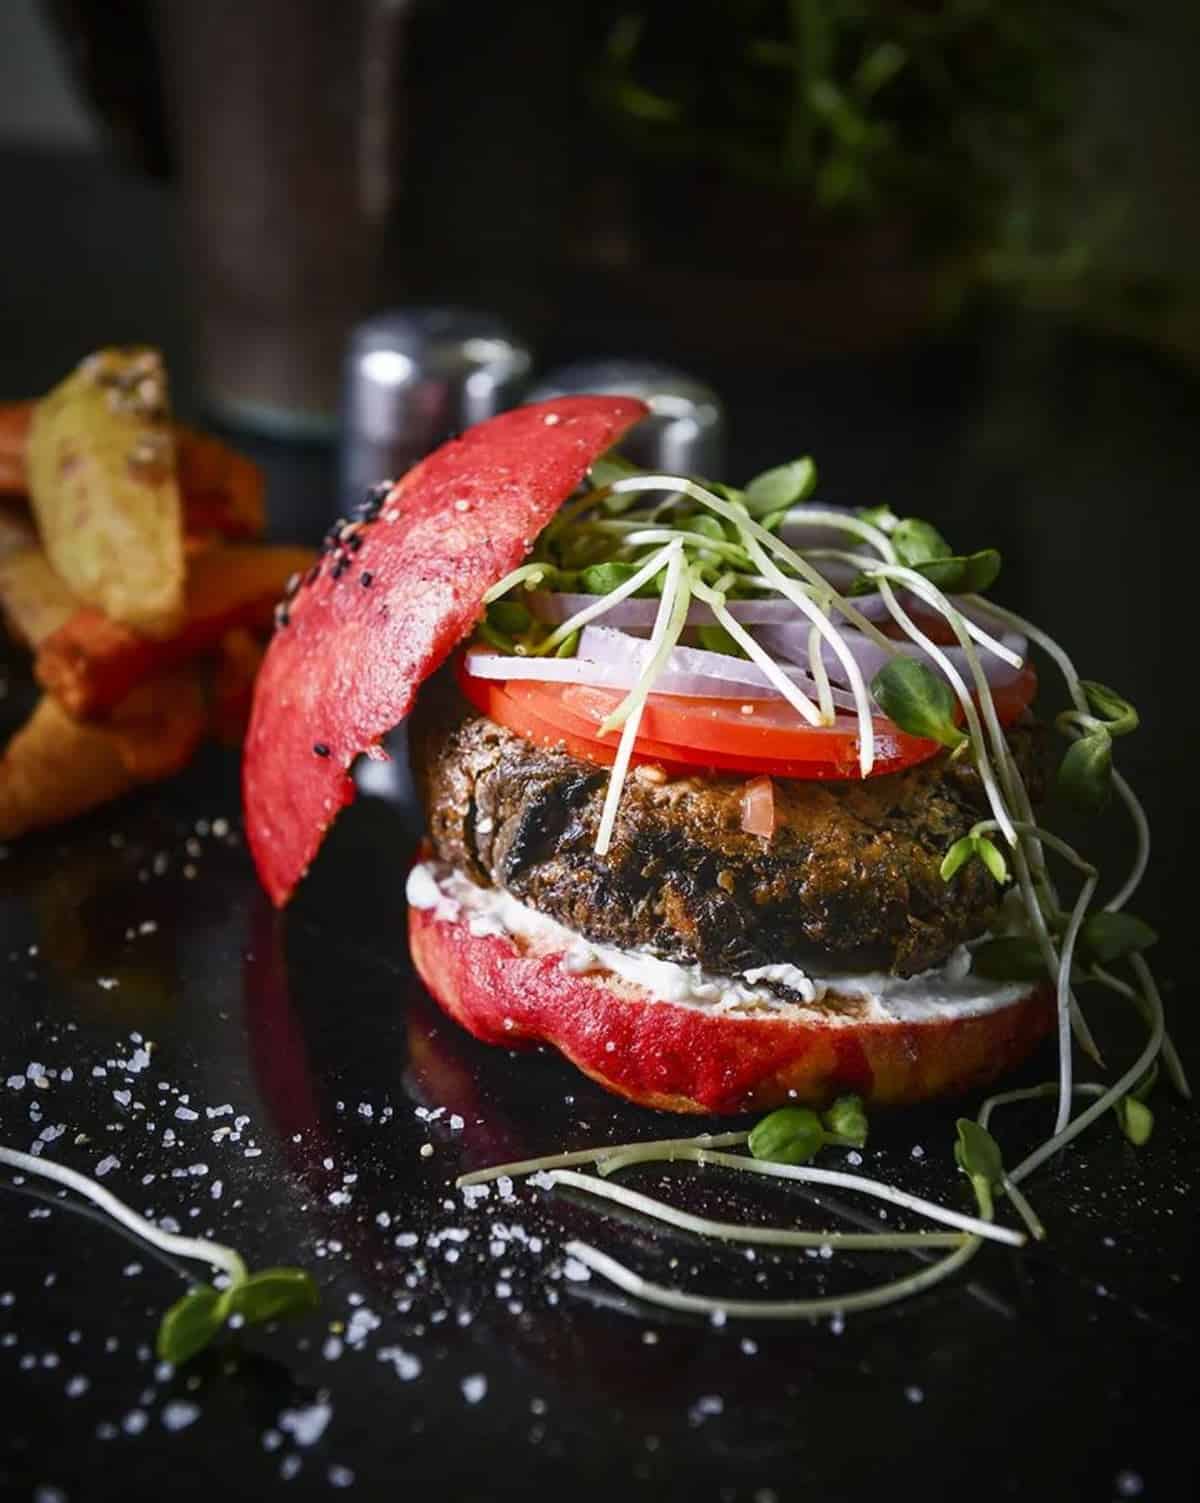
[407,859,1030,1026]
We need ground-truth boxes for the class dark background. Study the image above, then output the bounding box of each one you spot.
[1,4,1198,1502]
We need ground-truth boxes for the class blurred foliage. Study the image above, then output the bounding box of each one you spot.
[585,0,1122,289]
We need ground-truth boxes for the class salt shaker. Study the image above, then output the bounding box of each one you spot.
[526,359,725,478]
[338,307,532,512]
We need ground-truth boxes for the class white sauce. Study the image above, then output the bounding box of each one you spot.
[407,859,1030,1026]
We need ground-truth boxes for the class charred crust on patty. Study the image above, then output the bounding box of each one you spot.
[410,677,1045,979]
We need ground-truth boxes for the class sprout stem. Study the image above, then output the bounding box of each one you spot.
[562,1233,983,1322]
[454,1131,751,1188]
[595,1145,1025,1247]
[544,1170,967,1250]
[0,1147,247,1286]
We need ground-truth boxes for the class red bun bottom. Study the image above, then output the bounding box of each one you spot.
[408,899,1054,1115]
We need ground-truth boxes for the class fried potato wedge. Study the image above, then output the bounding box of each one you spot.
[0,672,206,840]
[210,627,267,745]
[0,503,37,558]
[0,546,81,648]
[175,425,266,540]
[26,349,185,637]
[1,399,265,541]
[0,403,29,496]
[35,544,315,719]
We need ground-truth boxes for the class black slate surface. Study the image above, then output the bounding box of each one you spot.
[2,149,1198,1502]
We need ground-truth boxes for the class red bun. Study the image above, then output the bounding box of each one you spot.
[409,895,1055,1115]
[243,396,647,906]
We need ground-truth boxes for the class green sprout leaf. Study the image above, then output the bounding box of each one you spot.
[975,836,1010,885]
[940,834,1008,884]
[744,458,817,516]
[487,600,532,637]
[748,1106,826,1165]
[915,548,1002,595]
[1057,730,1113,814]
[589,452,642,491]
[225,1268,320,1326]
[857,504,898,532]
[1078,911,1158,966]
[696,623,745,658]
[970,936,1048,981]
[580,561,657,599]
[870,657,965,750]
[1079,680,1139,738]
[891,517,952,569]
[940,835,978,882]
[823,1094,868,1148]
[954,1119,1004,1190]
[156,1285,225,1366]
[554,629,581,659]
[1114,1095,1154,1147]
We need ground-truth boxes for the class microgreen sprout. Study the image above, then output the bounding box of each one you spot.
[0,1146,318,1365]
[870,656,966,750]
[744,457,817,514]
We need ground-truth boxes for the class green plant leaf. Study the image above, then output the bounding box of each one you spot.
[857,504,898,532]
[748,1106,826,1165]
[226,1268,320,1327]
[487,600,531,636]
[1078,911,1158,966]
[954,1119,1004,1189]
[580,561,643,597]
[1113,1095,1154,1147]
[870,657,965,749]
[1079,680,1139,738]
[970,936,1048,981]
[156,1285,225,1366]
[975,836,1010,885]
[891,517,952,569]
[940,835,978,882]
[744,458,816,515]
[915,548,1002,595]
[696,623,745,658]
[554,629,580,659]
[589,452,642,491]
[1057,730,1113,814]
[823,1094,868,1148]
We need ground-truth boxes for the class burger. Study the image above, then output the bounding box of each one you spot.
[242,396,1056,1115]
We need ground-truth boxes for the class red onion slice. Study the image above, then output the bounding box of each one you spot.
[525,591,809,629]
[755,623,1027,691]
[464,627,858,707]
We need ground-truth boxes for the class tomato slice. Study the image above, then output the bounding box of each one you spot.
[456,654,1037,782]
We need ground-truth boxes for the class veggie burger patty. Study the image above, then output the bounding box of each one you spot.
[411,679,1045,981]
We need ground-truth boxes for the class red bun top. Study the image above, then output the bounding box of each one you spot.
[242,396,647,906]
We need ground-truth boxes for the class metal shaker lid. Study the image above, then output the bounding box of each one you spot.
[526,359,724,477]
[339,307,532,508]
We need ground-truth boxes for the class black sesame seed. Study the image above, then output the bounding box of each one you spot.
[347,533,363,552]
[331,558,348,580]
[313,742,330,758]
[274,602,290,629]
[360,571,373,587]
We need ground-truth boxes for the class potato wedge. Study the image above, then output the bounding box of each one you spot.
[0,672,206,840]
[0,546,81,648]
[211,627,267,745]
[176,425,266,540]
[27,348,185,637]
[0,402,30,496]
[0,502,37,558]
[1,398,265,541]
[35,543,315,718]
